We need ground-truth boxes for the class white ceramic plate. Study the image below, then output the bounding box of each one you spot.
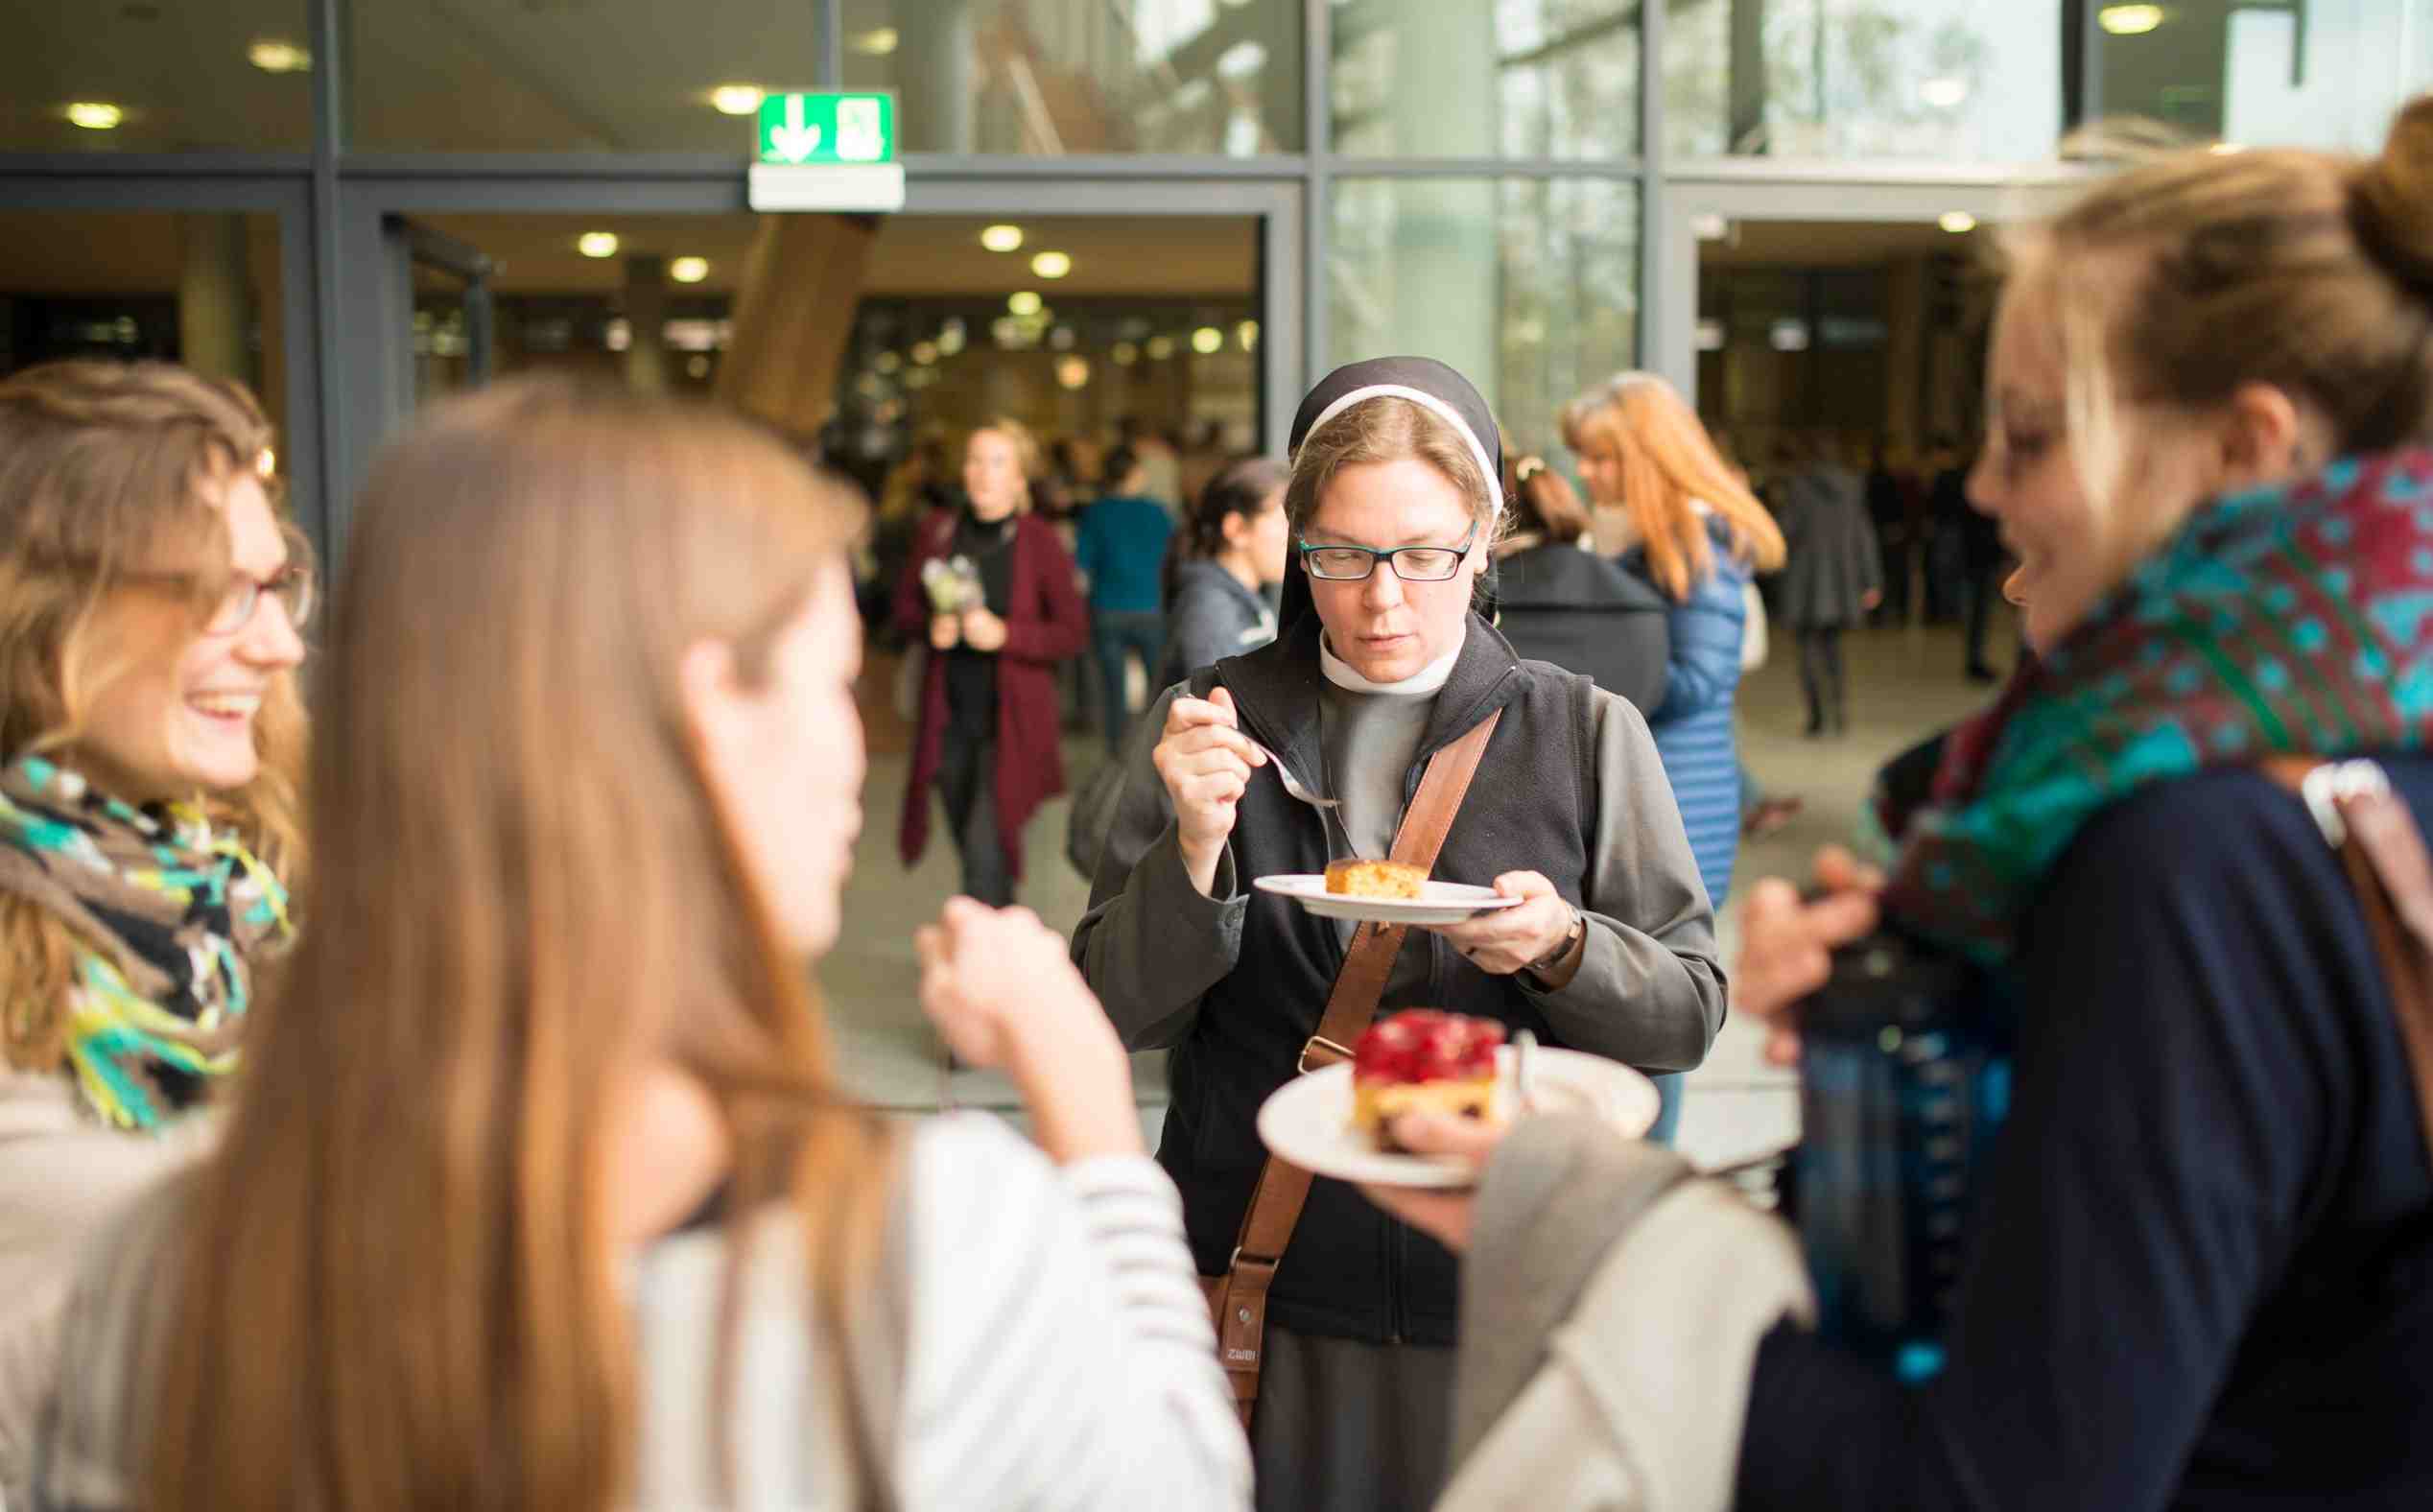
[1252,873,1525,926]
[1255,1046,1660,1190]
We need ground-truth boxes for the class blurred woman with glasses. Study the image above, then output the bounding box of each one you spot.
[0,360,309,1504]
[1075,357,1723,1509]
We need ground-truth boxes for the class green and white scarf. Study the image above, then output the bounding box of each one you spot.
[0,755,291,1129]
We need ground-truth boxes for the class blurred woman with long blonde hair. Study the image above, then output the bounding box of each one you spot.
[0,360,309,1503]
[35,380,1248,1511]
[1563,373,1783,1144]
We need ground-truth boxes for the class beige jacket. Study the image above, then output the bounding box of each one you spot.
[0,1072,211,1510]
[1436,1116,1815,1512]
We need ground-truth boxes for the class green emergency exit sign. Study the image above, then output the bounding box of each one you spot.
[756,92,895,166]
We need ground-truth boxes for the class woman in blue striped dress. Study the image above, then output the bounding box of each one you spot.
[1563,374,1784,1142]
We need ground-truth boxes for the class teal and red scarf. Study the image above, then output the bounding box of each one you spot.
[1886,448,2433,963]
[0,756,292,1128]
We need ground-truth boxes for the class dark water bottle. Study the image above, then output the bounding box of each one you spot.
[1791,924,2012,1382]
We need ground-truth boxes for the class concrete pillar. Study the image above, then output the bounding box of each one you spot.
[899,0,976,154]
[177,213,253,387]
[717,215,878,434]
[624,254,669,393]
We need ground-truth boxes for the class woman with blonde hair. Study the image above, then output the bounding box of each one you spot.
[894,414,1088,906]
[0,360,309,1503]
[1380,100,2433,1508]
[1562,372,1783,1143]
[34,379,1248,1510]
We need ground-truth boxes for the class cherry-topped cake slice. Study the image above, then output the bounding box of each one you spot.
[1350,1008,1506,1152]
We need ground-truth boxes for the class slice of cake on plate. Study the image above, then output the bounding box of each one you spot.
[1349,1008,1506,1152]
[1325,857,1426,899]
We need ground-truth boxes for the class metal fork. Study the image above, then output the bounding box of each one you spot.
[1245,738,1338,809]
[1244,737,1351,859]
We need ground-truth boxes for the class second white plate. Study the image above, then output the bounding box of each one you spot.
[1252,873,1525,926]
[1255,1046,1661,1189]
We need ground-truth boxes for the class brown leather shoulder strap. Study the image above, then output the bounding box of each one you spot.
[1207,708,1503,1425]
[2262,758,2433,1165]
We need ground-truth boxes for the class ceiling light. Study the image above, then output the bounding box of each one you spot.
[1696,318,1726,353]
[686,355,711,379]
[1939,210,1978,234]
[1030,249,1073,279]
[1147,335,1176,360]
[2098,4,2165,35]
[851,28,900,55]
[248,39,311,74]
[1049,325,1075,350]
[1768,319,1810,352]
[1192,326,1223,355]
[910,341,938,366]
[874,351,902,374]
[1919,76,1969,108]
[710,84,765,116]
[1237,319,1260,351]
[577,231,620,259]
[980,224,1024,252]
[669,256,709,284]
[64,102,124,130]
[1007,290,1043,317]
[1055,355,1091,390]
[937,319,967,355]
[1112,342,1140,366]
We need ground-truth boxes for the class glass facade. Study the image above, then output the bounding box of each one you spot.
[842,0,1304,155]
[1,1,313,152]
[350,1,827,153]
[1330,0,1641,158]
[12,0,2433,568]
[1330,177,1639,450]
[1665,0,2063,159]
[2095,0,2433,154]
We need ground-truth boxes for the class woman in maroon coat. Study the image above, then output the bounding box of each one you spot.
[893,417,1089,904]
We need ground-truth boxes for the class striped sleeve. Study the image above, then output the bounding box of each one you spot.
[894,1114,1251,1511]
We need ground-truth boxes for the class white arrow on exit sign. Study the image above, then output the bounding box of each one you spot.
[768,94,822,163]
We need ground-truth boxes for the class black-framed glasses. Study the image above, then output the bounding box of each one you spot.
[1297,524,1478,582]
[203,564,316,635]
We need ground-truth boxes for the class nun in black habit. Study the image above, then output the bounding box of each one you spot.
[1071,358,1725,1508]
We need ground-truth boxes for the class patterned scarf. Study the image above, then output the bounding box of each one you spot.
[1886,448,2433,964]
[0,755,292,1128]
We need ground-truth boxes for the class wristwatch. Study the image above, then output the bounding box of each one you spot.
[1525,906,1586,980]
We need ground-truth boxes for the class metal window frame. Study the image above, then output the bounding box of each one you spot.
[0,171,331,561]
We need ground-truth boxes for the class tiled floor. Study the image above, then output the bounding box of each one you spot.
[823,616,2017,1170]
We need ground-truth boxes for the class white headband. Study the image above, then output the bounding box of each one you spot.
[1299,383,1502,520]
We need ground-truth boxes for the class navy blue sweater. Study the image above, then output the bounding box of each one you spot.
[1739,758,2433,1509]
[1075,494,1174,614]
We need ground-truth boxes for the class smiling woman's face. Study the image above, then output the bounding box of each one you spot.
[1303,457,1485,683]
[73,469,306,803]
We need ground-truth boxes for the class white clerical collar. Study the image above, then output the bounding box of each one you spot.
[1319,626,1464,696]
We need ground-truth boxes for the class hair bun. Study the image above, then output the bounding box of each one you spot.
[2351,95,2433,299]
